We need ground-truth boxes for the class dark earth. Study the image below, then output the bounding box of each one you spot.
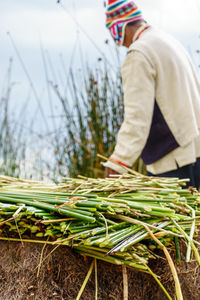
[0,241,199,300]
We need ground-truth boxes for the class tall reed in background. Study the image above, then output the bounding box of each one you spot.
[0,52,146,180]
[49,61,145,178]
[0,58,26,177]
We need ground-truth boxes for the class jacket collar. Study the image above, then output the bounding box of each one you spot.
[132,24,151,43]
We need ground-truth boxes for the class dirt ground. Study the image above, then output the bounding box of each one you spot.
[0,241,199,300]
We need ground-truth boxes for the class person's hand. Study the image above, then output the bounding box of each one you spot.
[105,167,120,178]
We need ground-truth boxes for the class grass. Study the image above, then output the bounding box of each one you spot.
[1,47,146,180]
[0,58,26,178]
[48,61,145,178]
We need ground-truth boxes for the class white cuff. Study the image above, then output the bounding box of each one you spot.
[102,161,128,174]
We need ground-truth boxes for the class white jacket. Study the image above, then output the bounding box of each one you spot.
[105,26,200,174]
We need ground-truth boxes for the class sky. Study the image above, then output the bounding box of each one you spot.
[0,0,200,133]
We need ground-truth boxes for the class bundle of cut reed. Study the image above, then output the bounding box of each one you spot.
[0,174,200,300]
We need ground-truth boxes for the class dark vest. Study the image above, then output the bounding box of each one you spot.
[141,101,179,165]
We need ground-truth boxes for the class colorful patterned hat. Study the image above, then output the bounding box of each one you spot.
[106,0,143,46]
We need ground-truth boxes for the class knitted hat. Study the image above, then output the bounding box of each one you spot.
[106,0,143,46]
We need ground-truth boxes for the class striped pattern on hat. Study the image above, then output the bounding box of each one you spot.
[105,0,143,46]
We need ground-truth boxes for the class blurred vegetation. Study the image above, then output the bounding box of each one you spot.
[49,63,146,178]
[50,64,124,178]
[0,58,26,178]
[0,54,146,180]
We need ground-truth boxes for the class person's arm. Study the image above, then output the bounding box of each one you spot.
[104,50,156,173]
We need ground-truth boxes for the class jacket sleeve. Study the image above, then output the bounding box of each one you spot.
[104,50,156,172]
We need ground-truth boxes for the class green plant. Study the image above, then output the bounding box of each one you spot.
[49,59,146,178]
[0,58,26,177]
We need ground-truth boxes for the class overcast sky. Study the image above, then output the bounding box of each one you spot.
[0,0,200,133]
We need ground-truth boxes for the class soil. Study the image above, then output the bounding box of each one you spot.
[0,241,199,300]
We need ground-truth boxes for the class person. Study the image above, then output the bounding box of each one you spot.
[103,0,200,189]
